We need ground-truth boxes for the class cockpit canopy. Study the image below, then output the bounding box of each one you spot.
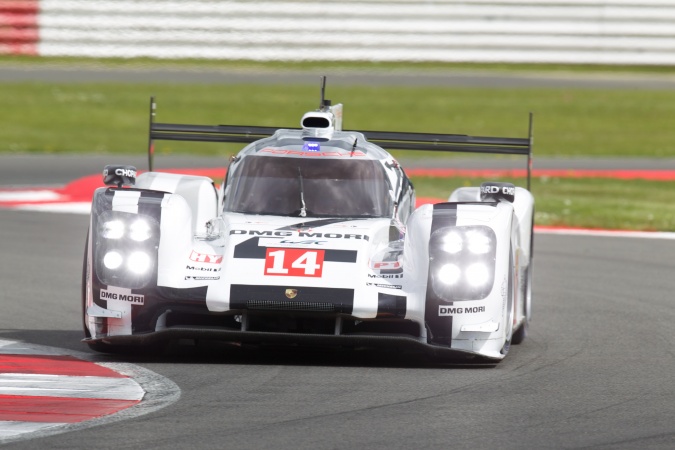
[223,155,393,218]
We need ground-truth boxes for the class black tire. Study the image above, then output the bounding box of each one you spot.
[511,310,528,344]
[82,231,91,339]
[500,244,515,355]
[512,215,534,345]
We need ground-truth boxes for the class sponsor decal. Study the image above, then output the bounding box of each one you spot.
[302,142,321,152]
[368,273,403,279]
[100,289,144,305]
[186,265,222,272]
[285,289,298,299]
[481,184,515,196]
[372,261,401,269]
[366,282,402,290]
[261,148,366,157]
[189,250,223,264]
[439,305,486,316]
[280,239,326,245]
[264,248,325,277]
[185,276,220,281]
[231,229,368,240]
[258,238,327,247]
[103,168,137,178]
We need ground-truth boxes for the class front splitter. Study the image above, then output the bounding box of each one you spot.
[84,326,501,363]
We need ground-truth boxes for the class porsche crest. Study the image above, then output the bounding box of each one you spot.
[285,289,298,299]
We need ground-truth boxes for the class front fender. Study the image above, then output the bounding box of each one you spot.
[85,187,195,339]
[406,202,515,357]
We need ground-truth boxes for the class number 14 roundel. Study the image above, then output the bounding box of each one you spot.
[264,248,325,277]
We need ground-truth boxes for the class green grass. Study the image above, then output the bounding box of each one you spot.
[2,57,675,231]
[412,176,675,231]
[3,81,675,158]
[205,173,674,231]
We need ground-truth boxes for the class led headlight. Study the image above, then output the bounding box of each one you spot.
[94,210,160,289]
[466,229,492,255]
[440,231,463,254]
[429,225,497,301]
[129,219,152,242]
[466,262,490,287]
[127,251,151,274]
[101,220,124,239]
[103,250,123,270]
[437,263,461,285]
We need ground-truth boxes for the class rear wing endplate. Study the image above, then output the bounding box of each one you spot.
[147,97,534,189]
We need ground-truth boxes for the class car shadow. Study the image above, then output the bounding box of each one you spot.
[0,329,499,370]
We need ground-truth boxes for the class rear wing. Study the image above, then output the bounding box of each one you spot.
[147,97,534,189]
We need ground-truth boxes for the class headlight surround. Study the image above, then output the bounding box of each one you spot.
[95,210,160,289]
[429,225,497,301]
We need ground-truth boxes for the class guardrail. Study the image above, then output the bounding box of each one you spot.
[0,1,39,55]
[3,0,675,65]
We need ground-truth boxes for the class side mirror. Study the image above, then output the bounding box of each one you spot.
[103,165,137,188]
[480,181,515,203]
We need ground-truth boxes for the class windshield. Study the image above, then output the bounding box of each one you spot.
[223,155,393,217]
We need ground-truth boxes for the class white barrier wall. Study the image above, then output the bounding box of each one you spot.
[14,1,675,64]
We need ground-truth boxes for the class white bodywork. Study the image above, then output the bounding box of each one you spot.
[83,105,534,362]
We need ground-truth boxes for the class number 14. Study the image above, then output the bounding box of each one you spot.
[264,248,325,277]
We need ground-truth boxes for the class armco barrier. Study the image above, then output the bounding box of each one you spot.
[3,1,675,65]
[0,0,39,55]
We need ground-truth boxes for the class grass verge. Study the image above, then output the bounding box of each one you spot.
[412,176,675,231]
[2,81,675,158]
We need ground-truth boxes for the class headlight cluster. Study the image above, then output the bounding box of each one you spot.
[429,226,496,301]
[95,211,160,289]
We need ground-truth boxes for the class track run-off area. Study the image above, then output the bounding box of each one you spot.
[0,162,674,448]
[2,167,675,240]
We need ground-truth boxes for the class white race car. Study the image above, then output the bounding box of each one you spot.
[83,81,534,362]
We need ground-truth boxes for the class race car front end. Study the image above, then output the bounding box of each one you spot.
[83,85,533,362]
[84,204,427,354]
[84,191,520,363]
[407,201,521,360]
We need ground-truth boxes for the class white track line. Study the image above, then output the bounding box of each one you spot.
[535,227,675,240]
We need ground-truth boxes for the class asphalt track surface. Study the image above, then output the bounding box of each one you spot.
[2,68,675,448]
[4,64,675,90]
[2,205,675,450]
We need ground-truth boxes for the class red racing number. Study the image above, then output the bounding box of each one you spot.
[264,248,325,277]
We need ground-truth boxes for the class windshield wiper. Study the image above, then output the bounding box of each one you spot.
[297,167,307,218]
